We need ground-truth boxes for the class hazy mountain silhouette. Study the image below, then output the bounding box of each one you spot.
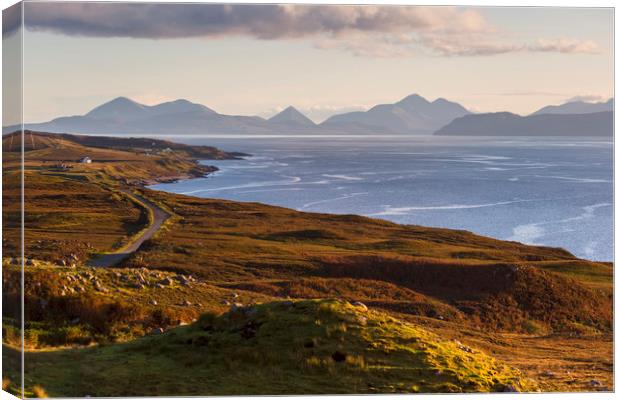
[435,111,613,137]
[4,95,612,136]
[321,94,470,134]
[6,94,471,135]
[9,97,274,135]
[269,106,316,127]
[532,98,613,115]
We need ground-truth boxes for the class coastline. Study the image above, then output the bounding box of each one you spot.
[138,164,219,186]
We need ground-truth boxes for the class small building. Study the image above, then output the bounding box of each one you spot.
[79,156,92,164]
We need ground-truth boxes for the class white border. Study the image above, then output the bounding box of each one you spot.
[0,1,617,400]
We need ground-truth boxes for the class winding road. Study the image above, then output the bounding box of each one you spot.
[87,190,170,267]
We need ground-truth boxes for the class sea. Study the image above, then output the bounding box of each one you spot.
[149,135,613,261]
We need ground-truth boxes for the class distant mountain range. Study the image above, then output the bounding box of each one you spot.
[435,111,613,137]
[4,94,471,136]
[321,94,470,134]
[531,98,613,116]
[3,95,614,137]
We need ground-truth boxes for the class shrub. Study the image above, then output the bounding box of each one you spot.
[32,385,48,398]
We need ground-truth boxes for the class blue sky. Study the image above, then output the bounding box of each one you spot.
[2,3,614,124]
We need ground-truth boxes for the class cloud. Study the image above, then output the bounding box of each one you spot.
[529,38,600,54]
[7,3,491,39]
[2,3,21,37]
[4,3,601,58]
[565,94,606,103]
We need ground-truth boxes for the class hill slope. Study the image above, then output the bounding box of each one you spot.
[2,131,613,395]
[11,300,533,396]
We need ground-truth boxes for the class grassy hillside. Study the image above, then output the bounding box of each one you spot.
[7,300,534,396]
[1,131,613,396]
[127,189,612,335]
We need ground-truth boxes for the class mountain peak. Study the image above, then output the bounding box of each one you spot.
[151,99,217,115]
[86,97,147,118]
[396,93,431,108]
[269,106,315,126]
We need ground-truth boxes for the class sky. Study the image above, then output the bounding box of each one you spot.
[2,3,614,125]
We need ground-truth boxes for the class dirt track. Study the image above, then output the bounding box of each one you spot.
[87,191,169,267]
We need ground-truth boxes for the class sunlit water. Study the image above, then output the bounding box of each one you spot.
[149,135,613,261]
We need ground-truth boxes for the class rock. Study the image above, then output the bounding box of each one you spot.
[499,385,518,392]
[10,257,19,265]
[25,259,34,266]
[195,303,202,307]
[331,351,347,362]
[95,285,108,293]
[113,272,122,278]
[454,340,473,353]
[231,292,239,299]
[132,283,145,290]
[590,380,602,387]
[352,301,368,312]
[149,299,158,306]
[59,260,67,267]
[181,300,192,307]
[230,302,244,312]
[159,278,173,286]
[155,283,165,289]
[150,327,165,335]
[542,370,556,378]
[59,290,66,296]
[221,300,230,306]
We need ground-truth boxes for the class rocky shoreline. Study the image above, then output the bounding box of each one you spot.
[138,164,219,186]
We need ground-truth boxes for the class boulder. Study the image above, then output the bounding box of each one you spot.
[352,301,368,312]
[150,327,165,335]
[149,299,158,306]
[159,278,173,286]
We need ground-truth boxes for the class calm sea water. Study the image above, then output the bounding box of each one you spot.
[150,135,613,261]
